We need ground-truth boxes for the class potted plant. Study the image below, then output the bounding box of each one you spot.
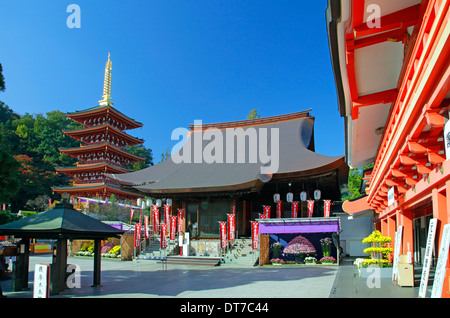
[304,256,317,264]
[319,256,336,264]
[282,235,316,264]
[320,237,332,257]
[359,231,393,277]
[270,258,285,265]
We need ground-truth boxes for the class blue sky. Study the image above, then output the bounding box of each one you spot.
[0,0,344,162]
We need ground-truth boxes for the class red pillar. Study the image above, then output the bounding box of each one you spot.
[400,208,414,262]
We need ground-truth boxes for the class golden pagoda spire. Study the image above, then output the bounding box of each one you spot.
[99,52,113,106]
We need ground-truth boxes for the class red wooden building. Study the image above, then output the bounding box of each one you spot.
[52,53,145,202]
[327,0,449,296]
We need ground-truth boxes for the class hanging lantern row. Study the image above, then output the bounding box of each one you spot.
[274,189,321,203]
[136,198,173,209]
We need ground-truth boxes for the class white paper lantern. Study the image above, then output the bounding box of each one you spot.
[156,199,162,207]
[273,193,281,203]
[314,189,321,200]
[300,191,307,202]
[146,198,153,207]
[286,192,293,203]
[137,198,142,207]
[166,198,172,206]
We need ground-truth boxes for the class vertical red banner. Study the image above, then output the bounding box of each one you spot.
[307,200,314,218]
[160,224,167,249]
[152,205,159,232]
[292,201,299,218]
[228,214,235,242]
[263,206,271,219]
[134,223,141,248]
[144,216,149,239]
[170,215,177,240]
[276,200,282,218]
[130,209,135,223]
[324,200,331,217]
[164,205,170,226]
[177,209,184,233]
[251,221,259,250]
[219,222,227,249]
[232,205,236,214]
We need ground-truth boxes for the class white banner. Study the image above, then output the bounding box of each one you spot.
[392,226,403,281]
[33,264,49,298]
[419,218,438,298]
[431,224,450,298]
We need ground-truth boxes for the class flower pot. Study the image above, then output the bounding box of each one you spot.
[360,267,393,278]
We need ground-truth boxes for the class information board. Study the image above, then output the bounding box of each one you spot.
[418,218,438,298]
[431,224,450,298]
[33,263,49,298]
[392,226,403,281]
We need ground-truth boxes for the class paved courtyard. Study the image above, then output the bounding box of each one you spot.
[1,255,421,299]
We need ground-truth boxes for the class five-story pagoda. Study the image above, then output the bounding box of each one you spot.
[52,53,145,203]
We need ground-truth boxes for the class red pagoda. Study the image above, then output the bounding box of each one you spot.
[52,53,145,203]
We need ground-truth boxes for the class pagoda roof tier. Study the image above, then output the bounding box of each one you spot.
[51,182,143,199]
[66,105,143,130]
[62,123,144,146]
[55,162,128,175]
[59,141,145,163]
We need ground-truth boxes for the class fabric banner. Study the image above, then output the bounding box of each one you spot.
[292,201,299,218]
[144,216,149,239]
[228,214,235,241]
[160,223,167,249]
[170,215,177,240]
[263,205,271,219]
[307,200,314,218]
[134,223,141,248]
[324,200,331,218]
[164,205,170,226]
[251,221,259,250]
[232,205,236,214]
[276,200,282,218]
[177,209,184,233]
[220,222,227,249]
[152,205,159,232]
[130,209,135,223]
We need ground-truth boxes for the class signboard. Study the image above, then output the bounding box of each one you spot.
[387,186,395,207]
[219,222,227,249]
[251,221,259,250]
[392,226,403,281]
[33,264,49,298]
[291,201,299,218]
[431,223,450,298]
[134,223,141,248]
[419,218,438,298]
[263,206,270,219]
[228,214,235,242]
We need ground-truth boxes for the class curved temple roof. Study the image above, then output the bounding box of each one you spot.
[107,111,348,195]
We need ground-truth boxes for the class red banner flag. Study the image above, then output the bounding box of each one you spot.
[219,222,227,249]
[228,214,235,242]
[177,209,184,233]
[276,200,282,218]
[152,205,159,232]
[251,221,259,250]
[130,209,135,222]
[324,200,331,218]
[292,201,299,218]
[307,200,314,218]
[263,205,271,219]
[232,205,236,214]
[144,216,149,239]
[164,205,170,226]
[160,224,167,249]
[134,223,141,248]
[170,215,177,240]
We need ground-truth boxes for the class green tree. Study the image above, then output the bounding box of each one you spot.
[343,163,374,201]
[0,134,21,204]
[247,109,260,120]
[125,144,154,171]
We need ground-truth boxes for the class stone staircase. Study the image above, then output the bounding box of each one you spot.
[221,237,258,267]
[137,237,257,267]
